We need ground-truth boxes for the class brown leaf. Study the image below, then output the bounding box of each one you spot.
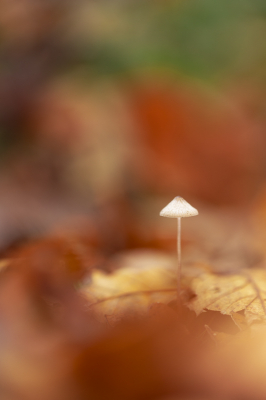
[128,77,261,205]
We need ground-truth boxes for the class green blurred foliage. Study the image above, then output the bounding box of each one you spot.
[80,0,266,83]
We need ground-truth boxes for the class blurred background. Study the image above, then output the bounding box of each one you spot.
[0,0,266,258]
[2,1,266,399]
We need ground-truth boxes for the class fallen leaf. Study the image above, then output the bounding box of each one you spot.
[128,77,261,205]
[82,251,177,322]
[185,267,266,324]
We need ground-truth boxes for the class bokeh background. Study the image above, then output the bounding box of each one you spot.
[2,1,266,399]
[1,0,266,258]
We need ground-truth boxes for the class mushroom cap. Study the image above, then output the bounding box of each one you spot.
[160,196,198,218]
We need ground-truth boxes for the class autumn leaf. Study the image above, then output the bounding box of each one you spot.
[185,266,266,324]
[82,251,177,322]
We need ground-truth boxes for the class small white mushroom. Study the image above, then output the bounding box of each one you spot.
[160,196,198,303]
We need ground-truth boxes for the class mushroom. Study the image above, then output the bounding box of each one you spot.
[160,196,198,303]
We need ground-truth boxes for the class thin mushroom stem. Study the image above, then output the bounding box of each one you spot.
[160,196,198,306]
[177,217,181,302]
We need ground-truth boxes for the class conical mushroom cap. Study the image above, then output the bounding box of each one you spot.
[160,197,198,218]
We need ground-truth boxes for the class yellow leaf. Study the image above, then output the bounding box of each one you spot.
[185,267,266,323]
[82,251,177,322]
